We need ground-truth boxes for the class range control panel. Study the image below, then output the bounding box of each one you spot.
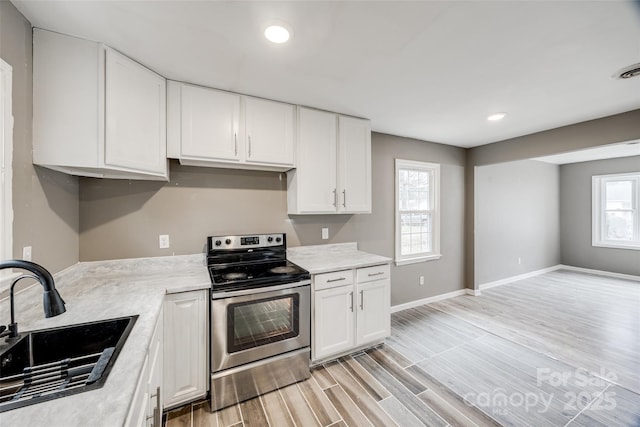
[208,234,285,251]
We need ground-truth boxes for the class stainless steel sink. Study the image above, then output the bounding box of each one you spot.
[0,315,137,412]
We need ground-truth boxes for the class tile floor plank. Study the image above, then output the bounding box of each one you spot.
[238,397,269,427]
[324,359,398,426]
[216,403,242,427]
[324,385,373,427]
[378,396,424,427]
[312,363,338,389]
[165,404,191,427]
[365,346,427,395]
[354,352,448,427]
[279,383,321,427]
[405,364,503,427]
[193,401,217,427]
[260,390,295,427]
[297,376,342,426]
[339,355,391,401]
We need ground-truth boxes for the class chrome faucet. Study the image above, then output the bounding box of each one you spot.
[0,260,66,341]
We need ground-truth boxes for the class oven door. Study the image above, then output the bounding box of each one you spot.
[211,282,311,372]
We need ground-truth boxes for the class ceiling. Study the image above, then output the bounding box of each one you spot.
[12,0,640,148]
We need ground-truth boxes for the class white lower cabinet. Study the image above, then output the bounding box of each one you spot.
[125,308,163,427]
[314,284,355,360]
[312,264,390,362]
[162,290,208,409]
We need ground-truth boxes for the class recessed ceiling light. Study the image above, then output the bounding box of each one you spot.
[264,25,290,44]
[487,112,506,121]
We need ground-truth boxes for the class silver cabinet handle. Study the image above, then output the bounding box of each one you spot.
[147,387,160,427]
[368,272,385,277]
[248,135,252,157]
[342,189,346,207]
[327,277,346,283]
[360,290,364,310]
[234,132,238,156]
[332,188,337,207]
[349,292,354,312]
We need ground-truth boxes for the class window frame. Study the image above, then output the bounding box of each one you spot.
[592,172,640,250]
[394,159,441,266]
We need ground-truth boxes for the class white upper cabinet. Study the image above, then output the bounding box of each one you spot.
[244,96,295,166]
[33,29,168,181]
[170,82,240,162]
[288,107,338,214]
[338,115,372,213]
[167,81,295,171]
[288,107,371,214]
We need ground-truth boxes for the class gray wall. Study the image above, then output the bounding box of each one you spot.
[560,155,640,276]
[466,110,640,289]
[475,160,560,285]
[1,1,79,273]
[79,132,466,306]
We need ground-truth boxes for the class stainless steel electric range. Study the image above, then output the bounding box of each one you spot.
[207,233,311,411]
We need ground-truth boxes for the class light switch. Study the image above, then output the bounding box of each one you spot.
[321,228,329,240]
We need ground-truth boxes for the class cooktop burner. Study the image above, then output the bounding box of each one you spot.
[223,272,248,281]
[270,266,296,274]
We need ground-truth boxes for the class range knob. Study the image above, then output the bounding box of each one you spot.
[267,236,273,243]
[276,237,282,243]
[215,240,222,246]
[225,239,232,245]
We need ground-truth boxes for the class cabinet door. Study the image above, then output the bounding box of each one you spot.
[356,279,390,345]
[313,286,354,361]
[181,84,241,162]
[338,116,371,213]
[296,107,338,213]
[163,290,208,408]
[244,97,295,166]
[146,310,163,427]
[104,48,167,175]
[124,353,149,427]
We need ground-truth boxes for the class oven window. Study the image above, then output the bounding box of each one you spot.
[227,294,300,353]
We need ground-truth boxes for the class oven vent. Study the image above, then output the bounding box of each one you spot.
[614,63,640,80]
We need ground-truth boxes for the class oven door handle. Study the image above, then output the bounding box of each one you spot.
[211,279,311,299]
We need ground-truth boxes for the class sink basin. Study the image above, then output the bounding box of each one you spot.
[0,315,137,412]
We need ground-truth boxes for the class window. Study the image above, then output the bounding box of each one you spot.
[395,159,441,265]
[592,173,640,250]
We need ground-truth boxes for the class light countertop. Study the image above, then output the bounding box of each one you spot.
[287,243,391,274]
[0,254,210,427]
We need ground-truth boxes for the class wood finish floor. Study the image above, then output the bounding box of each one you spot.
[166,270,640,427]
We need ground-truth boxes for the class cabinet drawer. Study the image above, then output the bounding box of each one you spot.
[314,270,353,291]
[356,264,390,283]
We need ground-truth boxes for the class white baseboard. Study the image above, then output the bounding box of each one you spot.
[391,288,469,313]
[558,265,640,282]
[479,265,562,291]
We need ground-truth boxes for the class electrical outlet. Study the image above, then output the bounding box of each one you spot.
[321,228,329,240]
[518,257,522,265]
[23,246,32,261]
[419,276,425,286]
[159,234,170,249]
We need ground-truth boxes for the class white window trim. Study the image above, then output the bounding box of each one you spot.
[395,159,441,266]
[592,172,640,251]
[1,58,16,293]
